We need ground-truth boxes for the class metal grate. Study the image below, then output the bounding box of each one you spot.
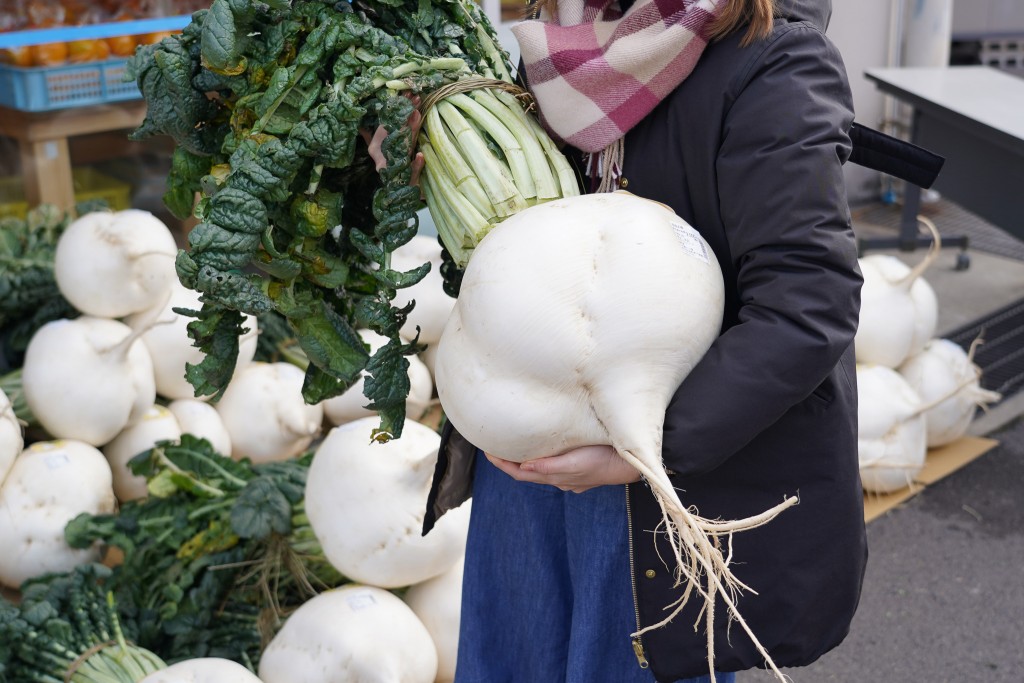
[945,298,1024,404]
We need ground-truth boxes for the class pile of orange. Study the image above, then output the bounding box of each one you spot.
[0,30,176,68]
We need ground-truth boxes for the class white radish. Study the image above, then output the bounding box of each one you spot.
[139,658,264,683]
[167,399,233,455]
[320,329,434,426]
[126,280,259,401]
[306,417,470,588]
[215,362,323,463]
[0,439,116,588]
[21,316,156,446]
[856,364,929,493]
[854,217,940,368]
[102,405,183,501]
[898,338,1002,447]
[404,555,465,683]
[1,387,22,486]
[53,209,178,318]
[434,191,797,677]
[258,585,438,683]
[393,235,456,346]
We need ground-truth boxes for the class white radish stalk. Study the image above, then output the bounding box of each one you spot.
[53,209,179,318]
[102,405,183,502]
[167,399,233,456]
[1,388,22,486]
[21,316,157,446]
[0,439,116,588]
[855,216,940,368]
[434,192,797,681]
[127,280,259,401]
[898,337,1002,447]
[258,585,438,683]
[306,417,470,588]
[215,362,323,463]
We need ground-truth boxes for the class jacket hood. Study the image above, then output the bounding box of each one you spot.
[775,0,832,32]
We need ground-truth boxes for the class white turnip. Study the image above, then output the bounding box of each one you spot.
[0,439,116,588]
[215,362,323,463]
[258,585,438,683]
[126,280,259,401]
[320,329,434,426]
[167,399,233,455]
[53,209,179,318]
[434,191,796,677]
[139,658,264,683]
[21,316,156,446]
[1,387,21,486]
[102,405,183,501]
[306,417,470,588]
[898,338,1002,447]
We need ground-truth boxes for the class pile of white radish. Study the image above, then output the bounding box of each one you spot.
[854,217,1000,494]
[1,387,21,486]
[434,191,797,680]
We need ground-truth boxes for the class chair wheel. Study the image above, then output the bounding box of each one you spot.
[955,251,970,271]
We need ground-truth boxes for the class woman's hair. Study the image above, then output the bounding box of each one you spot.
[528,0,777,47]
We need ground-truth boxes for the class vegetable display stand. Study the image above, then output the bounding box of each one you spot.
[0,99,146,212]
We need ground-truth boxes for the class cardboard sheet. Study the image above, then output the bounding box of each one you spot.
[862,435,999,523]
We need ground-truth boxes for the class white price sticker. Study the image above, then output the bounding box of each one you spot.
[347,591,378,612]
[670,221,711,265]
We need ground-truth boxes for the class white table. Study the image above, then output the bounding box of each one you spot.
[865,65,1024,242]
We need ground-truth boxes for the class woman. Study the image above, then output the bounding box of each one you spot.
[419,0,868,681]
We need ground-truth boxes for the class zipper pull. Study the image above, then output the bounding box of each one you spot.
[631,637,650,669]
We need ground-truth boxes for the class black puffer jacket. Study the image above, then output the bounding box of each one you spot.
[424,0,868,680]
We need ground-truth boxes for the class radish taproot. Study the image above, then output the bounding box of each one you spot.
[898,338,1002,447]
[854,217,940,368]
[21,316,156,446]
[258,584,438,683]
[53,209,178,318]
[215,361,323,463]
[126,280,258,401]
[0,439,116,588]
[306,417,470,588]
[433,191,797,676]
[1,387,21,485]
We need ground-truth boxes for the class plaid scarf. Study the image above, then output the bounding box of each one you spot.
[512,0,722,190]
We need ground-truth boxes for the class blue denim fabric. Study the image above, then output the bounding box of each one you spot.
[455,451,736,683]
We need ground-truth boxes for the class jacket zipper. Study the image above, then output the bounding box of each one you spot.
[625,483,650,669]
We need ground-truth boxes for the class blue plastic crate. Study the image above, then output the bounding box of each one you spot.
[0,58,141,112]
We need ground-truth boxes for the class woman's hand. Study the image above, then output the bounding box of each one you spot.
[485,445,641,493]
[359,94,425,184]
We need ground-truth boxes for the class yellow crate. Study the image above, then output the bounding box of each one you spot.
[0,167,132,219]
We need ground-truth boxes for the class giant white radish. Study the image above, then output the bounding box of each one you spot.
[102,405,183,501]
[21,316,157,446]
[856,363,929,494]
[0,439,116,588]
[403,555,465,683]
[433,191,797,679]
[258,584,438,683]
[53,209,179,318]
[898,338,1002,447]
[854,217,940,368]
[392,235,456,346]
[139,658,265,683]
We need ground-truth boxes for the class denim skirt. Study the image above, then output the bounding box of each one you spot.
[454,451,735,683]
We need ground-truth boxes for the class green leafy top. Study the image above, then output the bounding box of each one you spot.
[129,0,513,440]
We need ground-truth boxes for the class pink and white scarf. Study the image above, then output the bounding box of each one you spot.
[512,0,723,189]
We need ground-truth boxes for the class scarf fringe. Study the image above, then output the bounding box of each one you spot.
[584,138,625,194]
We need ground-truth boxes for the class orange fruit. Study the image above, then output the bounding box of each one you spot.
[67,38,101,63]
[0,46,33,67]
[137,30,174,45]
[105,34,137,57]
[29,41,69,66]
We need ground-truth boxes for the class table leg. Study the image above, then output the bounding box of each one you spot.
[19,137,74,210]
